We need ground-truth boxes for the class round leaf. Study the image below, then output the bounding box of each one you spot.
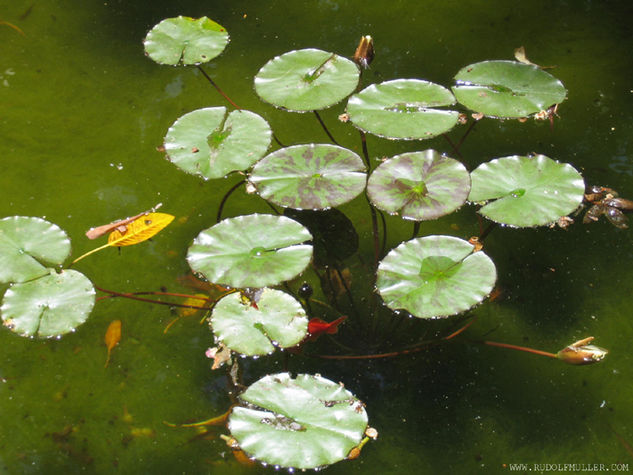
[0,216,71,284]
[346,79,460,140]
[143,16,229,66]
[249,144,366,210]
[367,150,470,220]
[187,214,313,288]
[468,155,585,227]
[229,373,368,469]
[376,235,496,319]
[254,49,360,111]
[452,60,567,118]
[164,107,272,179]
[1,270,96,338]
[210,289,308,355]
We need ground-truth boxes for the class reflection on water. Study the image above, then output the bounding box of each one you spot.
[1,0,633,473]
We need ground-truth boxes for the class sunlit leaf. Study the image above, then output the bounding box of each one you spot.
[468,154,585,227]
[452,60,566,118]
[254,49,360,111]
[187,214,312,288]
[210,288,308,356]
[376,235,496,319]
[367,150,470,220]
[346,79,460,139]
[249,144,366,210]
[1,269,96,338]
[0,216,71,284]
[108,212,175,246]
[164,107,272,179]
[229,373,369,469]
[144,16,229,66]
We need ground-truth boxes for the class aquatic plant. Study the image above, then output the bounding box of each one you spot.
[0,14,623,470]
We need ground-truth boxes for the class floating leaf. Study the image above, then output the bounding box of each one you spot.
[346,79,460,140]
[108,212,175,246]
[1,269,96,338]
[210,289,308,356]
[229,373,368,470]
[367,150,470,220]
[0,216,71,284]
[249,144,366,210]
[143,16,229,66]
[283,208,358,266]
[187,214,312,288]
[468,155,585,227]
[376,235,496,319]
[452,60,567,118]
[164,107,272,179]
[254,48,360,111]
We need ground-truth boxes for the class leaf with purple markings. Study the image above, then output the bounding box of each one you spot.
[249,144,366,210]
[367,150,470,221]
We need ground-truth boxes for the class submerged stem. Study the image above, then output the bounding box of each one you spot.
[481,340,558,359]
[217,179,246,223]
[313,110,340,145]
[197,65,241,110]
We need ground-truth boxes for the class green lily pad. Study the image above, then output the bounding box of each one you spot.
[376,235,496,319]
[229,373,368,469]
[254,49,360,111]
[143,16,229,66]
[210,288,308,356]
[367,150,470,220]
[0,216,71,284]
[164,107,272,180]
[249,144,366,210]
[452,60,567,118]
[187,214,313,288]
[346,79,460,140]
[468,155,585,227]
[284,208,358,267]
[1,269,96,338]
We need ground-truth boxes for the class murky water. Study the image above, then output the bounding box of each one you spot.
[1,1,633,473]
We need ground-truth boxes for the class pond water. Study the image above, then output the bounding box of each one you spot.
[2,0,633,473]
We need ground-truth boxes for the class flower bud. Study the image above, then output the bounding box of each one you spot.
[353,36,374,69]
[556,337,607,365]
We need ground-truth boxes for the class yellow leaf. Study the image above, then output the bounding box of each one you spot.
[107,212,175,247]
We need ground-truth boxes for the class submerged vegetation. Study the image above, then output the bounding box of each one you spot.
[1,14,624,470]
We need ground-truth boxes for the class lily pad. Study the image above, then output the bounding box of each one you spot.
[0,216,71,284]
[210,288,308,355]
[346,79,460,140]
[367,150,470,220]
[1,270,96,338]
[229,373,368,470]
[254,49,360,111]
[452,60,567,118]
[468,155,585,227]
[376,235,496,319]
[249,144,366,210]
[164,107,272,180]
[187,214,313,288]
[143,16,229,66]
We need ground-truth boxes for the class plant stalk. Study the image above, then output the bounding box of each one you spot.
[313,110,340,145]
[481,340,558,359]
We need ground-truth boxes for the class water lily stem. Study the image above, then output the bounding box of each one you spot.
[313,110,340,145]
[95,286,217,310]
[359,130,370,168]
[196,65,241,110]
[441,133,463,160]
[216,178,245,223]
[457,119,478,150]
[481,340,558,359]
[412,221,421,239]
[479,221,498,242]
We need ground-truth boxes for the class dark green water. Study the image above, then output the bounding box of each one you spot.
[2,1,633,473]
